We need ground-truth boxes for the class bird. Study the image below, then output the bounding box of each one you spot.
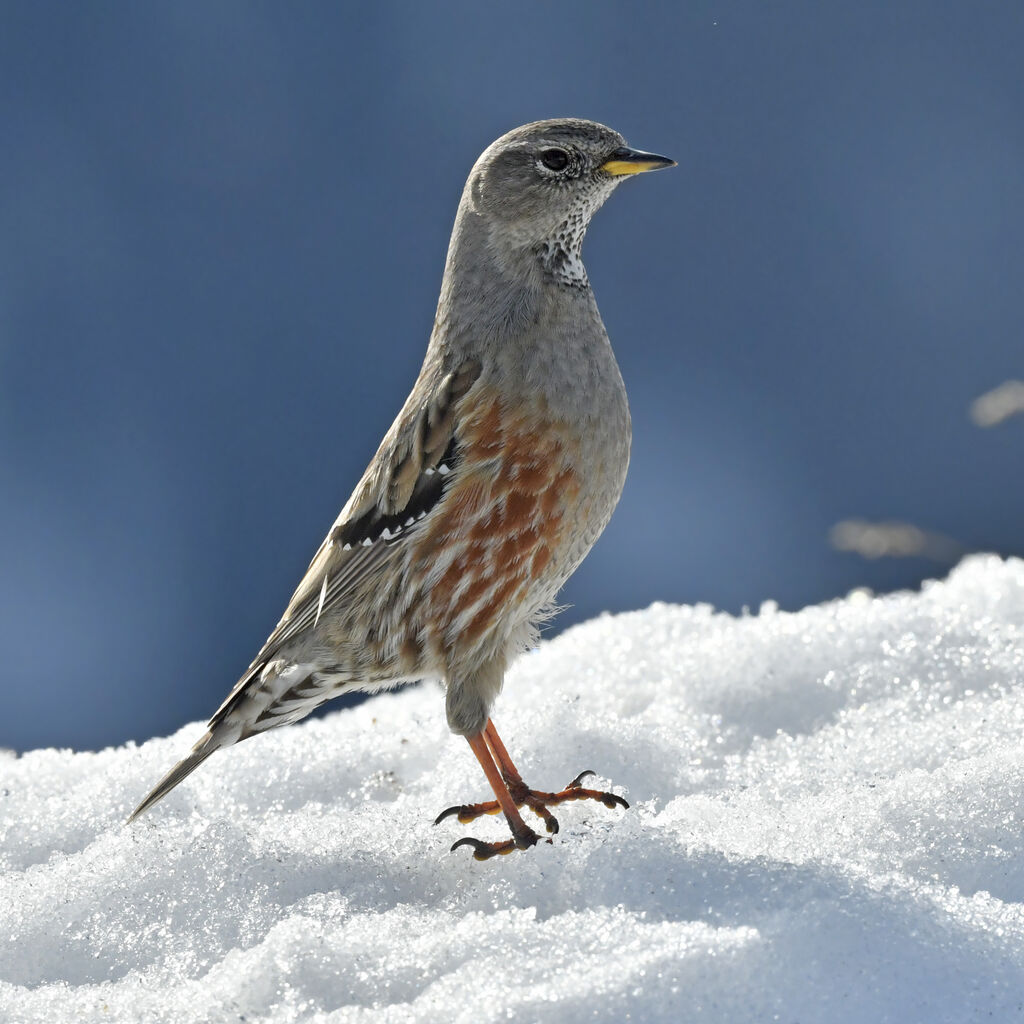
[129,118,674,859]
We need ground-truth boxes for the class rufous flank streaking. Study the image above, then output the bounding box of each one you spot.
[130,119,674,859]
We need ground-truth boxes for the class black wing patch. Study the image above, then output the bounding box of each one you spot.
[330,435,461,551]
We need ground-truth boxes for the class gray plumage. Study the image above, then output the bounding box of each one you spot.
[130,119,673,827]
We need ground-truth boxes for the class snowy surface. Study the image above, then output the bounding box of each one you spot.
[3,555,1024,1023]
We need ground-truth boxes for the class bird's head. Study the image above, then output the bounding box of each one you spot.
[462,118,674,287]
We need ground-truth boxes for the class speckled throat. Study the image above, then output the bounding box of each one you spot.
[535,180,617,288]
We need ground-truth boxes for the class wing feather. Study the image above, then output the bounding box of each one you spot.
[235,357,481,674]
[205,358,481,735]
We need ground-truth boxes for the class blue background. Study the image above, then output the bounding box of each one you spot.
[3,2,1023,751]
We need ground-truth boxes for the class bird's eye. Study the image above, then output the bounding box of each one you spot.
[539,148,570,172]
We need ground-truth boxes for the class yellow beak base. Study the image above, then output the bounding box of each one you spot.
[599,149,676,176]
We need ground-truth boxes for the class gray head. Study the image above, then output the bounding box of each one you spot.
[456,118,674,289]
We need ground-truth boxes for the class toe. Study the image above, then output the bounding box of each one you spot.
[450,836,519,860]
[434,801,503,826]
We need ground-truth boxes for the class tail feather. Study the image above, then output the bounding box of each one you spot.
[127,735,219,823]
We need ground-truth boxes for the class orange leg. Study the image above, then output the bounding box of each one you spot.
[437,718,629,859]
[483,719,525,784]
[447,731,541,860]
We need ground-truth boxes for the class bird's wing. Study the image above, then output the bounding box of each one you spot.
[209,357,483,721]
[131,358,482,819]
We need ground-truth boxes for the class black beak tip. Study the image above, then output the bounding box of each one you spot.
[608,146,677,171]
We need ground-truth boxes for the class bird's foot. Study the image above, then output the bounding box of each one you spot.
[450,820,542,861]
[436,770,629,858]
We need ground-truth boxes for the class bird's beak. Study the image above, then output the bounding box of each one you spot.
[599,148,676,176]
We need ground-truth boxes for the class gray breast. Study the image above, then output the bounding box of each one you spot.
[513,287,632,582]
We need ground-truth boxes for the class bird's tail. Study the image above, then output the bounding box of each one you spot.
[127,733,219,823]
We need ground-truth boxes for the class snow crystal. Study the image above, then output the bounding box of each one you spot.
[3,555,1024,1022]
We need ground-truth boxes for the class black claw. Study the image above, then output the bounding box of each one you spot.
[434,801,503,826]
[434,805,462,826]
[450,836,518,861]
[568,770,596,788]
[604,793,630,810]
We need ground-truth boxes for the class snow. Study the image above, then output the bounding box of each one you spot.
[3,554,1024,1023]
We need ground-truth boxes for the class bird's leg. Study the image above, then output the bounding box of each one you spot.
[437,719,629,857]
[482,719,560,834]
[445,730,541,860]
[483,718,526,785]
[486,719,629,830]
